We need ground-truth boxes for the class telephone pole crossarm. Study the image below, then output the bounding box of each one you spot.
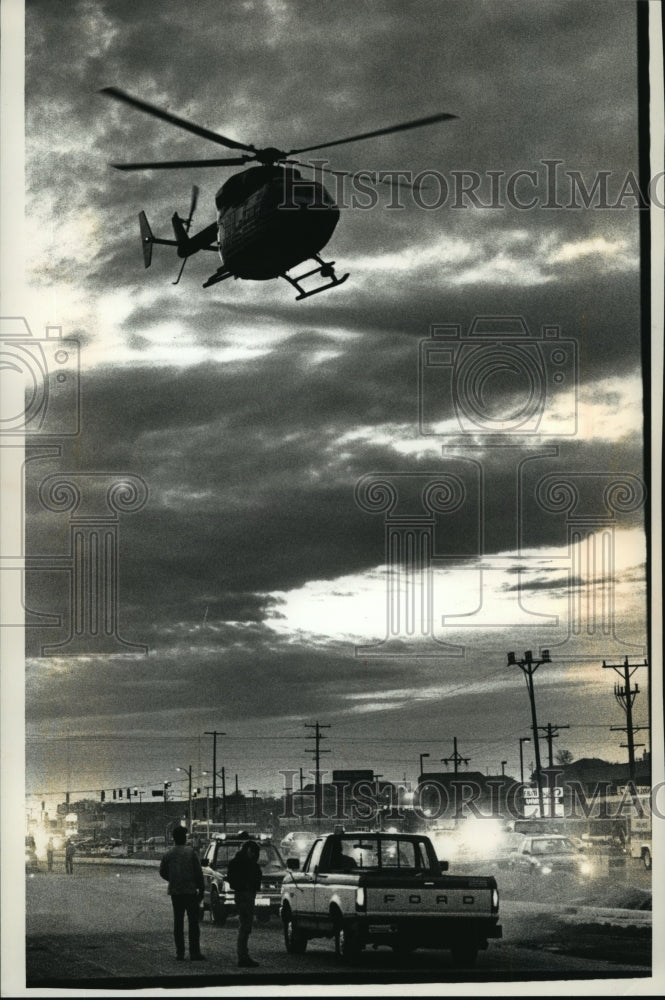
[602,658,648,782]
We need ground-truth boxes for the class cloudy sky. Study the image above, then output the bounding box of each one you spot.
[13,0,655,810]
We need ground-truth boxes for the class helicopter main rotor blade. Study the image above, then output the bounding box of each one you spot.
[100,87,257,153]
[109,157,252,171]
[287,111,458,156]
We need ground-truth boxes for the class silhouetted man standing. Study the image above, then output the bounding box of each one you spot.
[228,839,262,967]
[159,826,206,962]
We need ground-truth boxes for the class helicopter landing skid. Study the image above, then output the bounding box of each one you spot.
[283,256,349,301]
[202,266,233,289]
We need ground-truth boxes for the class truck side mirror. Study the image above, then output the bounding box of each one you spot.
[439,860,449,873]
[286,857,300,870]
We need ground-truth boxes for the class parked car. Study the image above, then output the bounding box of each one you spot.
[507,834,597,879]
[201,835,287,925]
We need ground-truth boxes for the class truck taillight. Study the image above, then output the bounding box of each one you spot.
[355,887,366,911]
[491,888,499,913]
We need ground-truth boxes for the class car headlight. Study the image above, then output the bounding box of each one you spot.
[580,861,593,875]
[541,865,552,875]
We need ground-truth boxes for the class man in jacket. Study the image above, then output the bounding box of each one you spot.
[159,826,206,962]
[65,839,75,874]
[227,839,262,967]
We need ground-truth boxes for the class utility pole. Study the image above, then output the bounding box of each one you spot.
[221,766,227,832]
[441,738,470,820]
[305,721,331,823]
[602,657,648,783]
[204,730,226,819]
[538,723,569,818]
[507,649,551,818]
[519,737,531,786]
[441,736,470,775]
[299,767,304,823]
[176,766,193,830]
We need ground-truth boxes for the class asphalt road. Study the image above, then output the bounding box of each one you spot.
[23,862,652,990]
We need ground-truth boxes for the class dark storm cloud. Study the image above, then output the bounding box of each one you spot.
[24,341,645,659]
[25,631,424,725]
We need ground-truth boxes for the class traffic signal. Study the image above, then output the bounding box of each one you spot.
[101,790,106,801]
[113,789,117,799]
[127,788,131,799]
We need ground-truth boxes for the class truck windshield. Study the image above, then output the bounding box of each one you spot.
[334,836,429,871]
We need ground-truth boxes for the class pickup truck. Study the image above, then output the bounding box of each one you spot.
[280,831,501,965]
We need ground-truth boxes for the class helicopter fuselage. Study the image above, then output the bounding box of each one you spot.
[215,166,339,280]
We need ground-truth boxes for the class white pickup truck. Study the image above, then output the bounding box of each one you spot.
[280,831,501,965]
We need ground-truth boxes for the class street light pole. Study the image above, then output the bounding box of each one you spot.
[176,766,193,830]
[419,752,430,780]
[507,650,550,818]
[519,737,531,786]
[501,760,507,777]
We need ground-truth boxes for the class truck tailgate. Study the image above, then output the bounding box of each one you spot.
[365,875,497,918]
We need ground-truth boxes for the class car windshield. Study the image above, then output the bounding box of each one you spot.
[214,841,285,873]
[332,836,430,871]
[531,838,574,855]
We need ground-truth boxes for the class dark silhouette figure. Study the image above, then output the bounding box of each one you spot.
[228,839,262,967]
[159,826,206,962]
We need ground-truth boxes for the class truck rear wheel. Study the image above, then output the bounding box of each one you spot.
[283,910,307,954]
[450,942,478,967]
[643,848,652,871]
[335,923,360,962]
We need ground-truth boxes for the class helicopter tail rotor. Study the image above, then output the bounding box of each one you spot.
[184,185,199,231]
[171,186,200,284]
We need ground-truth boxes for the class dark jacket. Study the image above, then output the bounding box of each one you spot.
[227,845,262,893]
[160,844,205,896]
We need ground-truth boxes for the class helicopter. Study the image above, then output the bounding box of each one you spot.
[101,87,457,301]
